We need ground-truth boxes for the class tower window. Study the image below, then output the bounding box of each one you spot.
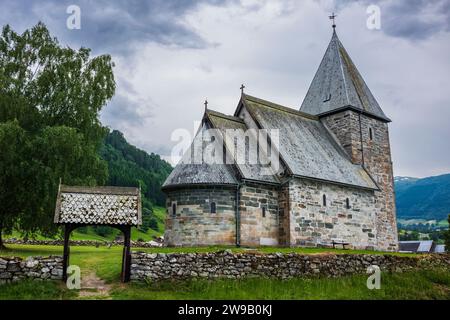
[322,194,327,207]
[262,206,267,218]
[346,198,350,209]
[369,128,373,141]
[211,202,216,214]
[172,202,177,216]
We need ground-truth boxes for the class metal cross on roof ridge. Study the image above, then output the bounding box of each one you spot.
[240,84,245,94]
[329,12,337,29]
[204,98,208,110]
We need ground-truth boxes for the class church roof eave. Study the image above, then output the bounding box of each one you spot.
[161,182,238,191]
[317,104,392,123]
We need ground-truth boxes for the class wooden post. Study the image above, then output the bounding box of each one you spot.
[62,224,72,282]
[120,226,131,283]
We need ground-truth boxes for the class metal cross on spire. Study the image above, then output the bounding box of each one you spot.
[240,84,245,95]
[204,98,208,111]
[329,12,337,29]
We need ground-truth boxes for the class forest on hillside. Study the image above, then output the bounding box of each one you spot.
[98,130,172,235]
[100,130,172,206]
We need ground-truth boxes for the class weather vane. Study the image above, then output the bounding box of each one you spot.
[329,12,337,29]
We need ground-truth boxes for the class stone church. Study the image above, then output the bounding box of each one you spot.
[162,28,398,251]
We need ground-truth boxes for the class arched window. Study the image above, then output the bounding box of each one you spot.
[262,206,267,218]
[322,194,327,207]
[346,198,350,209]
[172,202,177,216]
[369,128,373,141]
[211,202,216,214]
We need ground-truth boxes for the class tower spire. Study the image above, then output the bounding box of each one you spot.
[299,24,390,122]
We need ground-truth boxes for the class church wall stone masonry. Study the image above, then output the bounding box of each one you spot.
[285,178,377,249]
[164,187,237,246]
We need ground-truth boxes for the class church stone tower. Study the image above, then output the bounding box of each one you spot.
[300,29,398,251]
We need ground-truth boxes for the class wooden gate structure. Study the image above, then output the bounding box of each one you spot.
[54,185,142,283]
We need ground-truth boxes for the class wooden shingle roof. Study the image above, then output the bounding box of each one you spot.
[54,185,142,226]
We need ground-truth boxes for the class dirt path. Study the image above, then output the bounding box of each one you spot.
[78,271,112,299]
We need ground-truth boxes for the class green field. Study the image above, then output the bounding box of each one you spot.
[398,218,449,228]
[1,244,449,300]
[4,207,166,242]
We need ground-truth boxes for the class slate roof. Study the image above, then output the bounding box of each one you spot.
[398,241,421,253]
[162,123,238,189]
[240,94,377,190]
[434,244,446,253]
[206,110,279,184]
[300,30,390,122]
[54,185,142,226]
[399,240,436,253]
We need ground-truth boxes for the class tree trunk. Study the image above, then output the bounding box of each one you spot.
[0,223,6,250]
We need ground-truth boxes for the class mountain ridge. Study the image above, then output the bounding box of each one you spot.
[395,173,450,220]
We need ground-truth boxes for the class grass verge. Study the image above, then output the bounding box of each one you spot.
[0,280,77,300]
[109,269,450,300]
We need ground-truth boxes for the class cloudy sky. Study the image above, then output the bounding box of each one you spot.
[1,0,449,178]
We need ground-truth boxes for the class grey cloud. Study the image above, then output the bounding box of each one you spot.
[138,141,173,160]
[381,0,449,39]
[101,92,154,129]
[334,0,450,40]
[0,0,233,54]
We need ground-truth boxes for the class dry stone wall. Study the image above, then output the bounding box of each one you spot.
[0,256,63,284]
[130,251,449,282]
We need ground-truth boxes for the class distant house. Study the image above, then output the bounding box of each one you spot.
[399,240,445,253]
[434,244,446,253]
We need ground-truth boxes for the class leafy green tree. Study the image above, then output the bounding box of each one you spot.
[93,226,114,238]
[445,214,450,253]
[148,217,159,231]
[0,121,27,248]
[0,22,115,248]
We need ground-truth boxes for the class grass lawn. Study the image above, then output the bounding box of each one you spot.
[4,225,157,242]
[109,269,450,300]
[0,244,448,300]
[0,280,77,300]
